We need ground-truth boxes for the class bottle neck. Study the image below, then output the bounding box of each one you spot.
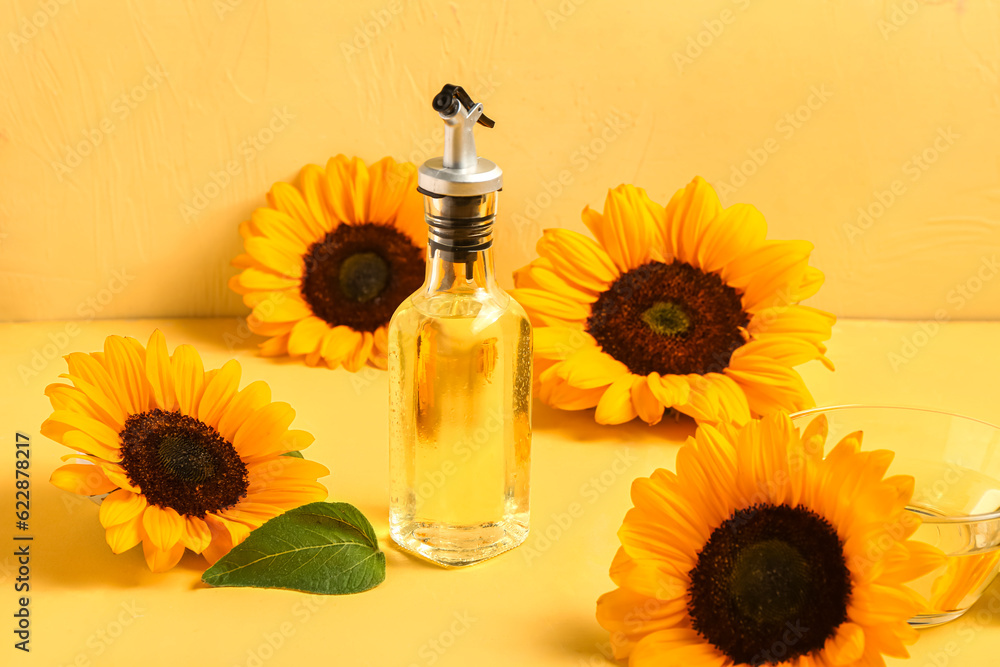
[422,192,499,295]
[424,236,497,294]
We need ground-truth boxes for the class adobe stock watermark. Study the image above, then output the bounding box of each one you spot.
[888,254,998,371]
[877,0,932,40]
[843,126,959,244]
[406,611,477,667]
[214,0,247,19]
[7,0,73,53]
[673,0,753,73]
[179,107,295,223]
[511,106,633,253]
[55,600,145,667]
[541,0,590,29]
[233,596,329,667]
[17,268,137,385]
[51,65,169,182]
[521,448,638,566]
[714,85,833,203]
[340,0,412,62]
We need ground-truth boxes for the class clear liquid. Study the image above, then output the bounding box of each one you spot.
[388,290,531,566]
[907,502,1000,625]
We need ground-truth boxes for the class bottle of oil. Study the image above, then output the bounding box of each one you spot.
[388,84,531,567]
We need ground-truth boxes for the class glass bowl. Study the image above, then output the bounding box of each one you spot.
[790,405,1000,628]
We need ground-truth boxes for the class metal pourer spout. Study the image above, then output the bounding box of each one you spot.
[418,84,503,198]
[432,84,495,171]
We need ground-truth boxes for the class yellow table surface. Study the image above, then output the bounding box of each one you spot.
[2,318,999,666]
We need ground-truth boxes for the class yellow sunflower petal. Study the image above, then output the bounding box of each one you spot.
[203,514,252,565]
[288,316,330,356]
[237,267,301,292]
[252,204,318,249]
[142,539,186,573]
[197,359,242,428]
[607,548,689,600]
[588,184,665,272]
[322,154,358,224]
[536,228,619,291]
[245,236,305,279]
[99,489,148,528]
[596,588,690,660]
[533,326,597,361]
[64,430,120,462]
[537,364,606,410]
[100,463,141,494]
[675,373,750,426]
[321,326,364,368]
[145,329,177,411]
[508,287,591,326]
[267,180,325,241]
[631,375,665,425]
[514,258,599,303]
[343,331,375,373]
[823,623,865,665]
[645,372,691,410]
[299,163,336,234]
[692,202,768,275]
[595,375,640,424]
[365,157,412,224]
[219,501,285,529]
[64,351,132,420]
[41,410,121,452]
[106,513,144,554]
[556,348,630,390]
[727,239,814,311]
[725,357,813,416]
[181,516,213,554]
[259,333,291,357]
[46,381,123,430]
[348,156,372,223]
[662,176,723,267]
[50,463,117,495]
[250,289,312,324]
[141,504,185,551]
[246,456,329,488]
[171,344,206,417]
[849,584,925,626]
[233,402,297,459]
[630,628,728,667]
[216,380,272,443]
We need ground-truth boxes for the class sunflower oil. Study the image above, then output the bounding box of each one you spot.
[389,290,531,566]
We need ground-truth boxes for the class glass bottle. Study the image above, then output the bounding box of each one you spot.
[388,85,531,567]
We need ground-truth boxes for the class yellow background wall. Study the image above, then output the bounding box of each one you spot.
[1,0,999,322]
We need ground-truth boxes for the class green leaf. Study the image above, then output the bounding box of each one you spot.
[281,450,304,458]
[202,502,385,595]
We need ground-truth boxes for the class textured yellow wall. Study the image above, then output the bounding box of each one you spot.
[1,0,999,322]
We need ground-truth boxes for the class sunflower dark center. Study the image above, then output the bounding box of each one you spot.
[587,261,749,376]
[338,252,389,303]
[641,301,690,336]
[687,504,852,666]
[301,222,424,332]
[157,435,216,484]
[119,409,248,518]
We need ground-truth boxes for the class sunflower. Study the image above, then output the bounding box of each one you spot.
[229,155,426,371]
[596,411,944,667]
[511,177,834,426]
[42,331,329,572]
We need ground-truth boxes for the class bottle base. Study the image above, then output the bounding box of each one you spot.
[390,514,529,567]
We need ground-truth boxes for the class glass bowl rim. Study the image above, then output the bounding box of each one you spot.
[790,404,1000,525]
